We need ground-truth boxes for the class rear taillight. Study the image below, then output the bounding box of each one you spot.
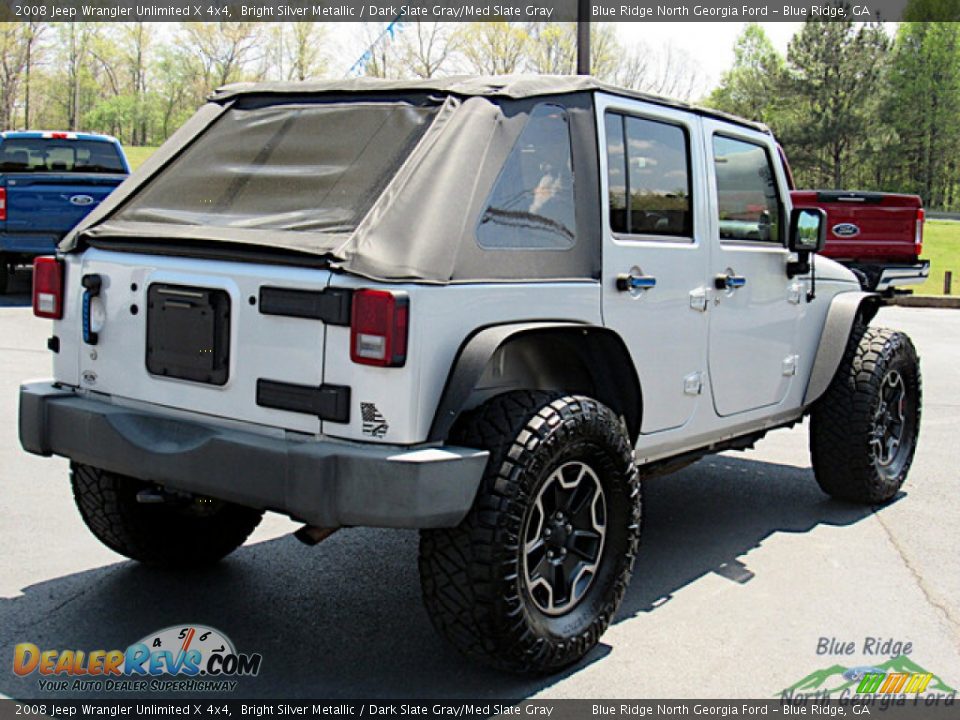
[0,187,7,221]
[33,256,64,319]
[350,289,409,367]
[915,208,925,255]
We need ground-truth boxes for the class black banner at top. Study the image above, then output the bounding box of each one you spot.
[0,0,949,22]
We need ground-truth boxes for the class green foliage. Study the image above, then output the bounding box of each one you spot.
[780,19,889,188]
[709,24,785,124]
[706,19,960,210]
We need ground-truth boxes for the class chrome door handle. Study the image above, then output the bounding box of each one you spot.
[714,273,747,290]
[616,273,657,292]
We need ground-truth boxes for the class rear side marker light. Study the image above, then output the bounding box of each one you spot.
[33,256,64,319]
[0,187,6,222]
[350,289,409,368]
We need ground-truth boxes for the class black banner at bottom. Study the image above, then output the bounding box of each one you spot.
[1,699,959,720]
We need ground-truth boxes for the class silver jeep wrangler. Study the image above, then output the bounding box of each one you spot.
[19,76,921,673]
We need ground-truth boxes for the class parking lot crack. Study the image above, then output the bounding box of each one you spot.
[873,508,960,651]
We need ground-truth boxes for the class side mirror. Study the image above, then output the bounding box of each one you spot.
[788,207,826,254]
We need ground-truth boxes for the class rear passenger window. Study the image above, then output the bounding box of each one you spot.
[713,135,781,243]
[605,112,692,238]
[477,104,576,250]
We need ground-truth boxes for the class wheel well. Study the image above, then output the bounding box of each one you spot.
[429,324,642,443]
[804,291,882,407]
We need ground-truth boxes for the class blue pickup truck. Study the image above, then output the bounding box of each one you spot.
[0,131,129,293]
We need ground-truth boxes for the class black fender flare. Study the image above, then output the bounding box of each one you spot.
[428,322,642,443]
[803,290,882,406]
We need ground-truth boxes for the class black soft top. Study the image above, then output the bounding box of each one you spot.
[210,74,769,133]
[63,75,768,284]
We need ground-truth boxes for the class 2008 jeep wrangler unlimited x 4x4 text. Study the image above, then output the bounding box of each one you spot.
[19,76,921,674]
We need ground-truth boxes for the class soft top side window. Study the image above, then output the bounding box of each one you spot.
[477,104,576,251]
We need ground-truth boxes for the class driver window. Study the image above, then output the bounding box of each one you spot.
[477,104,576,251]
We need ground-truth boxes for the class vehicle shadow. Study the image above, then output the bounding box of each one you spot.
[0,267,31,308]
[0,455,887,700]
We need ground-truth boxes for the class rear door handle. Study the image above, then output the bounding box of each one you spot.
[714,273,747,290]
[616,273,657,292]
[81,274,102,345]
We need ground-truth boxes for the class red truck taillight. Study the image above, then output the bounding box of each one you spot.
[0,187,7,222]
[350,289,409,367]
[915,208,925,255]
[33,256,64,319]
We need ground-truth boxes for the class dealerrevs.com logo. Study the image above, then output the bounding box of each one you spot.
[12,624,262,693]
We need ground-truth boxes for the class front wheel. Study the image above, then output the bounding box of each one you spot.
[419,392,642,673]
[71,463,264,567]
[810,326,921,504]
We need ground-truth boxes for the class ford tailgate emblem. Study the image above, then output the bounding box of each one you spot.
[70,194,95,207]
[832,222,860,237]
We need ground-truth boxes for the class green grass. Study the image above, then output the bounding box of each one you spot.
[916,220,960,296]
[123,145,158,172]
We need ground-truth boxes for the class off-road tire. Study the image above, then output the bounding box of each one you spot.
[810,325,921,504]
[71,463,264,567]
[419,392,642,673]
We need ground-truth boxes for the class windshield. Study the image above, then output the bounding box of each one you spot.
[116,102,438,235]
[0,138,125,173]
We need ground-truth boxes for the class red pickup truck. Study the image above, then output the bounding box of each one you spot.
[779,149,929,294]
[791,190,929,293]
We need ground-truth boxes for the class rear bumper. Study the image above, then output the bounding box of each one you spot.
[19,381,488,529]
[875,260,931,291]
[0,233,60,256]
[843,260,931,292]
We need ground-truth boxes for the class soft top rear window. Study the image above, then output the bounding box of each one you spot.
[0,138,125,174]
[115,102,438,235]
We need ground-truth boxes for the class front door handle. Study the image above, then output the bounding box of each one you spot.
[617,273,657,292]
[714,273,747,290]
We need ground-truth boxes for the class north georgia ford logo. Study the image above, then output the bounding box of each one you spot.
[12,624,262,692]
[832,222,861,237]
[69,194,96,207]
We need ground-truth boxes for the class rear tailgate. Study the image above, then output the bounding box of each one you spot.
[4,173,125,235]
[60,248,338,435]
[791,190,922,264]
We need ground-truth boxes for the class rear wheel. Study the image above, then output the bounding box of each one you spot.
[419,392,642,673]
[810,326,921,504]
[71,463,264,567]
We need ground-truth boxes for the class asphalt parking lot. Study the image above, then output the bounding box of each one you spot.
[1,268,958,700]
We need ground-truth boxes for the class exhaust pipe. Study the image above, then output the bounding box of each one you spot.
[294,525,339,546]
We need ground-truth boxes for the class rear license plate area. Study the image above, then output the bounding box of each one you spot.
[146,284,231,385]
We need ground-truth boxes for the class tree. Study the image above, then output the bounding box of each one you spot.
[58,23,100,131]
[709,24,785,123]
[276,23,327,81]
[397,23,457,78]
[884,22,960,208]
[459,22,529,75]
[782,19,889,188]
[0,23,33,129]
[182,23,263,90]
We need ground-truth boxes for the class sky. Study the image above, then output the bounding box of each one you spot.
[326,22,805,96]
[616,22,804,90]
